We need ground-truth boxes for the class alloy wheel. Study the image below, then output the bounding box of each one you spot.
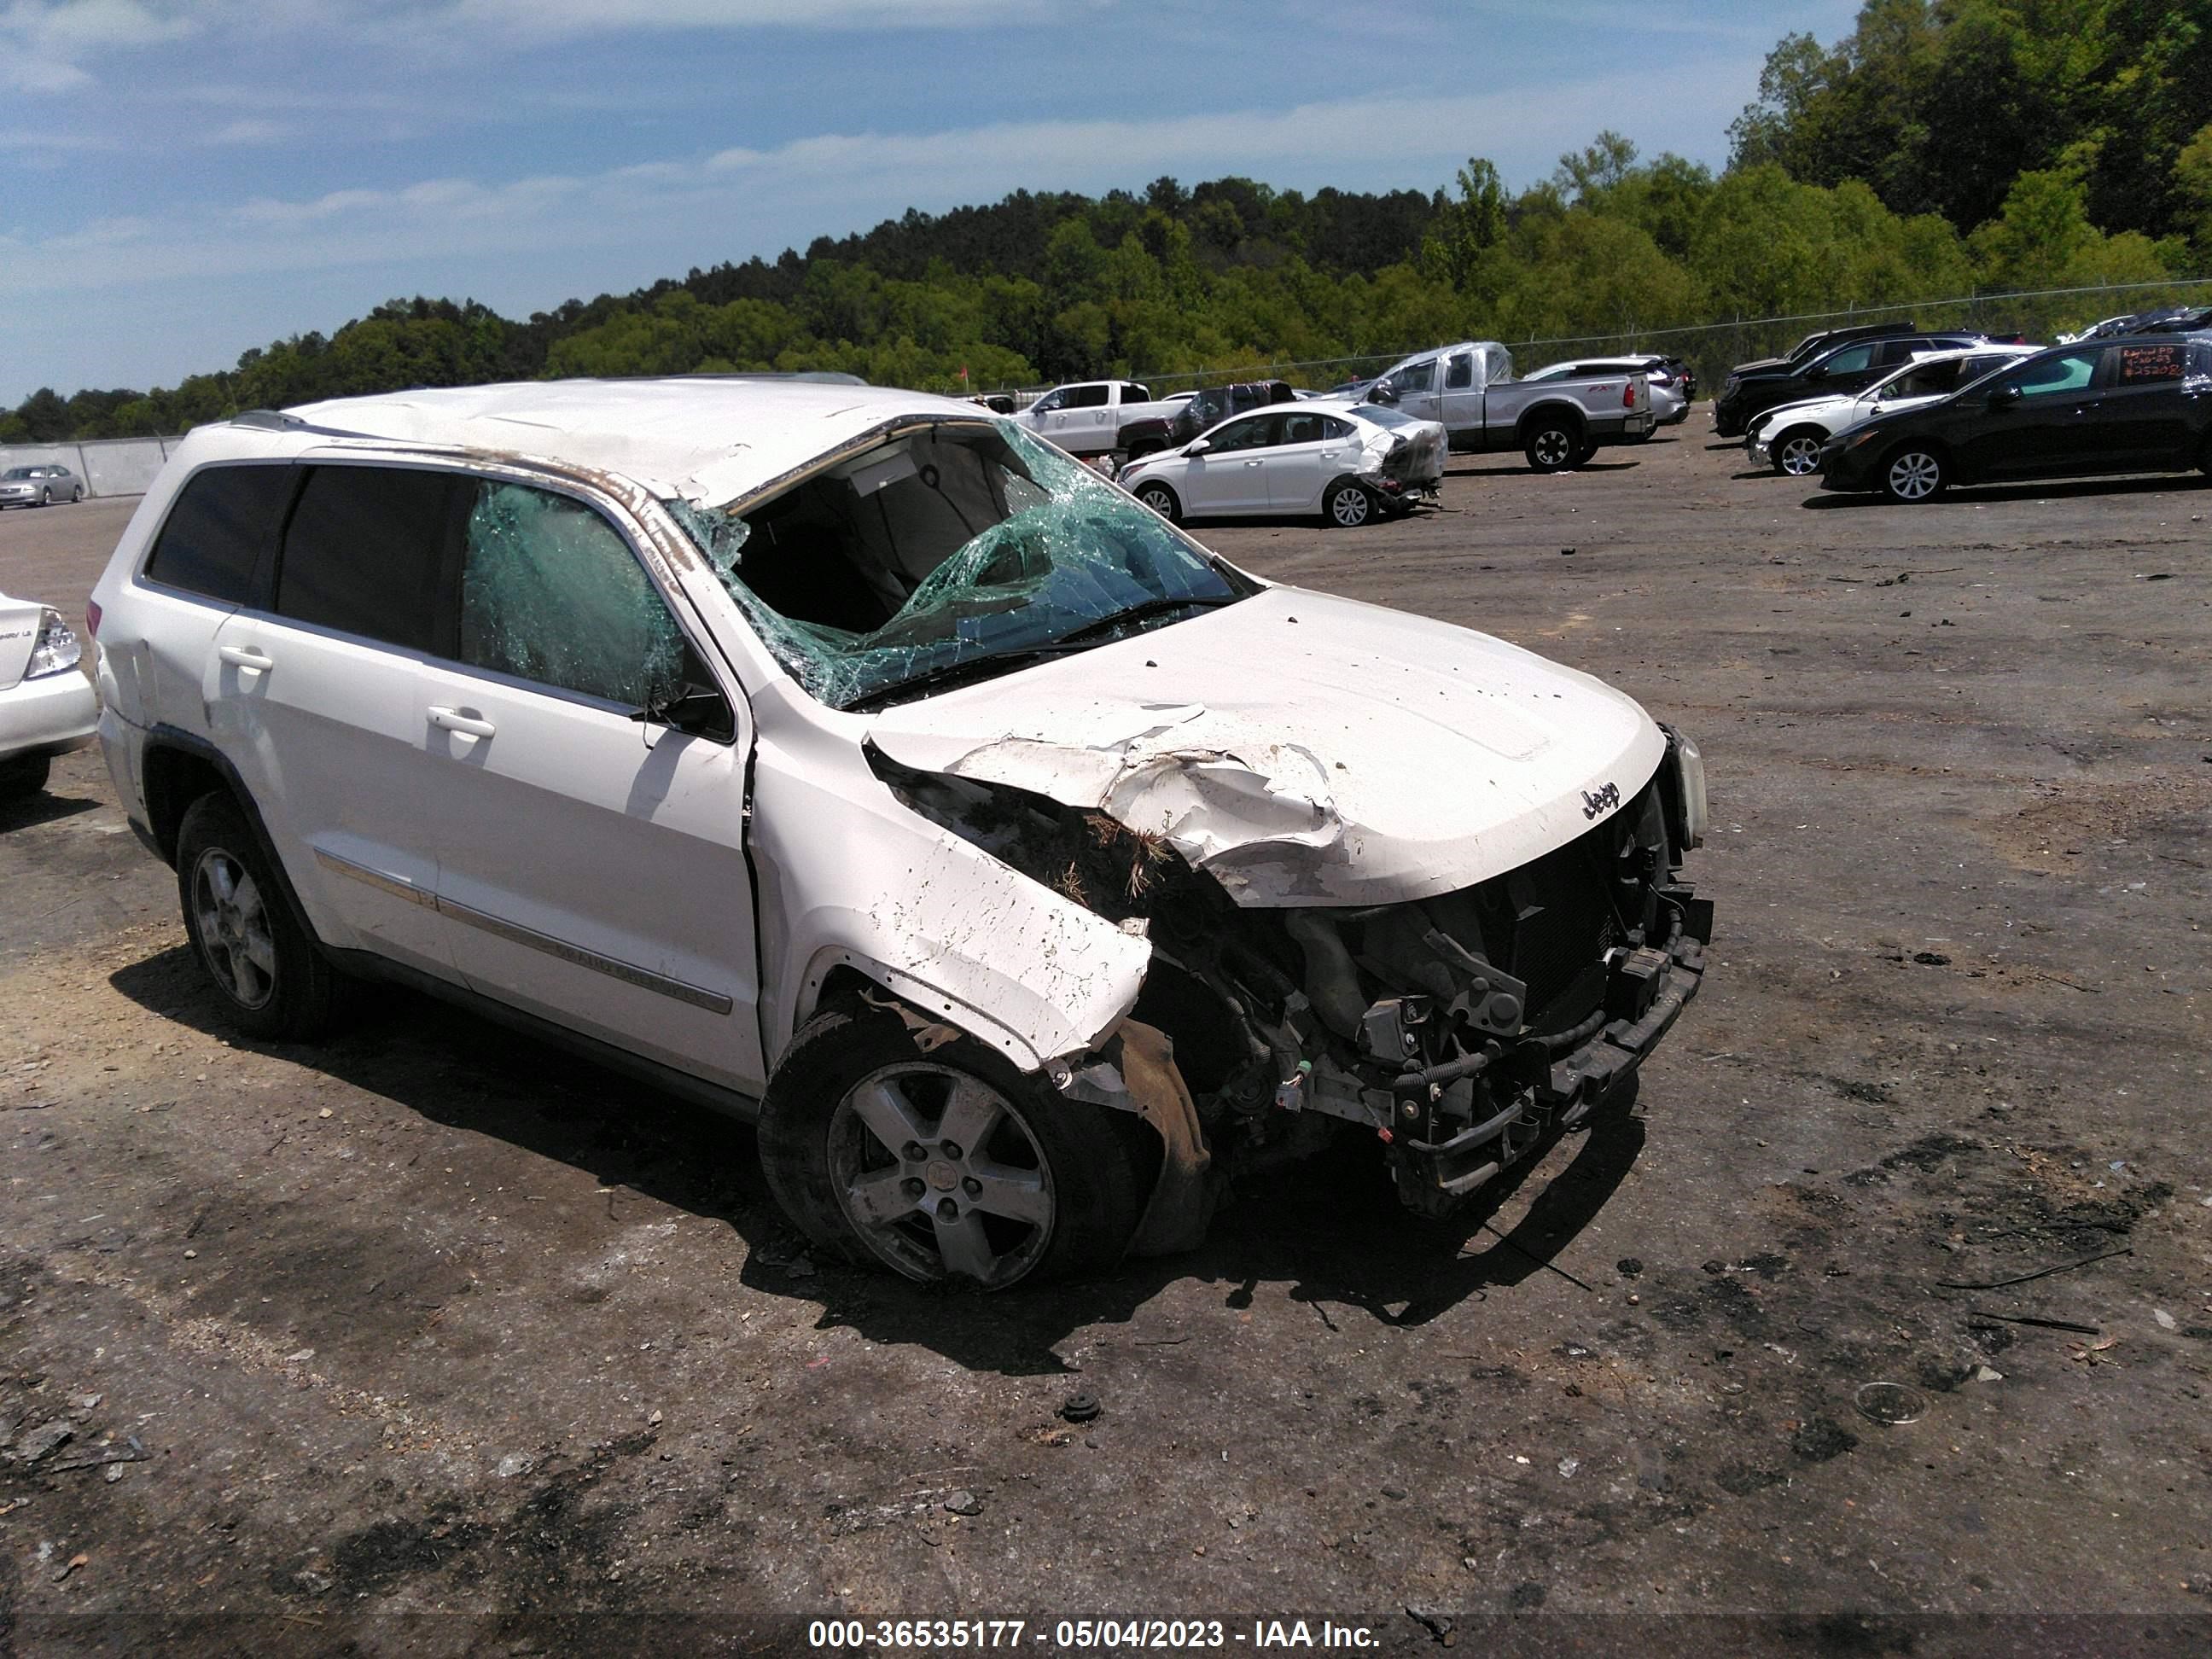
[1330,486,1371,527]
[1778,434,1824,475]
[191,848,278,1009]
[828,1063,1053,1287]
[1887,451,1941,501]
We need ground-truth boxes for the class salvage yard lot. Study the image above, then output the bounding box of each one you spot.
[3,434,2209,1650]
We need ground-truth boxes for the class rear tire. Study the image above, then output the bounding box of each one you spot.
[1773,427,1826,476]
[0,754,52,799]
[1524,419,1581,472]
[1322,479,1374,527]
[175,793,337,1041]
[1880,446,1947,504]
[757,1002,1149,1289]
[1134,481,1181,524]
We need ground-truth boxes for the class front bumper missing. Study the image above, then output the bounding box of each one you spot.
[1389,920,1707,1210]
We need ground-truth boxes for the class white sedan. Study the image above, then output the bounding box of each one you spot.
[1748,345,2037,474]
[1,592,97,797]
[1115,399,1445,528]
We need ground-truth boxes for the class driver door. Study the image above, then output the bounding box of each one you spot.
[420,476,764,1095]
[1185,413,1280,514]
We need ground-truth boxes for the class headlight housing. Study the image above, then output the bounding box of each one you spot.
[25,607,82,678]
[1658,724,1707,853]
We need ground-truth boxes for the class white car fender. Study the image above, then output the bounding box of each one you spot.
[747,707,1151,1074]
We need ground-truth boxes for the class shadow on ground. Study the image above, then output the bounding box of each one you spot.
[109,943,1647,1378]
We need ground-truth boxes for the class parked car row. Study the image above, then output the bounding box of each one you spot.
[1813,329,2212,502]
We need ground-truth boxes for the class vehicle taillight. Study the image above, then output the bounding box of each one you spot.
[85,599,101,637]
[1623,381,1637,408]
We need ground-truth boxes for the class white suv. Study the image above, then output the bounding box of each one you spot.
[90,380,1713,1289]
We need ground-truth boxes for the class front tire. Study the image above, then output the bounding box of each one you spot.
[175,793,336,1040]
[1881,446,1947,504]
[1134,481,1181,524]
[37,488,51,507]
[1772,427,1826,476]
[1524,419,1581,473]
[1322,479,1374,527]
[70,485,84,503]
[757,1003,1148,1289]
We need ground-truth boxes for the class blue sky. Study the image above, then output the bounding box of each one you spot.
[0,0,1861,403]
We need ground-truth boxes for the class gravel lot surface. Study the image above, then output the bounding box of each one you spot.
[3,439,2209,1656]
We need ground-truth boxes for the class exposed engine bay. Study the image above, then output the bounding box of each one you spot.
[870,736,1711,1220]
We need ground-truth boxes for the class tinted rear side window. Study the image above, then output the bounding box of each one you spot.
[143,463,295,606]
[276,465,468,653]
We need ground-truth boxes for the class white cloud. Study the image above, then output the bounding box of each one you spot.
[3,68,1752,305]
[0,0,201,89]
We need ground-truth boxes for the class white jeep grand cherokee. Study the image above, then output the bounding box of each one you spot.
[89,380,1712,1289]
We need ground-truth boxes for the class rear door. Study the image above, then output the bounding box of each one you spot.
[2097,341,2195,468]
[208,462,465,977]
[417,477,764,1093]
[1264,410,1348,511]
[1439,351,1482,437]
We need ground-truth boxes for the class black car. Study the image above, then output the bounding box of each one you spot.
[1817,333,2212,503]
[1713,330,1986,437]
[1722,319,1920,383]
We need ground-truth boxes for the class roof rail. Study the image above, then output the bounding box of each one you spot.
[227,409,306,430]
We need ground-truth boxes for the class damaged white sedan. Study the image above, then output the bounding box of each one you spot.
[88,380,1712,1289]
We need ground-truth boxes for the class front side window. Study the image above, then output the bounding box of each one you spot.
[1393,360,1436,393]
[1063,384,1110,409]
[276,465,467,653]
[458,482,689,707]
[143,463,296,606]
[1029,389,1065,415]
[1821,343,1877,375]
[669,420,1250,711]
[2001,351,2098,399]
[1883,361,1964,399]
[1207,415,1278,453]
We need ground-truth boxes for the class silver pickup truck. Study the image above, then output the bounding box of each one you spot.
[1371,341,1653,471]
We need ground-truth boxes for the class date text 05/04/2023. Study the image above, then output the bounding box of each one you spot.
[807,1620,1379,1650]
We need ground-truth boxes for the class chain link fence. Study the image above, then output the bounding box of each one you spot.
[1049,276,2212,405]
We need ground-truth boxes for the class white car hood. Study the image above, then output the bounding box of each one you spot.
[1757,387,1962,440]
[866,586,1665,906]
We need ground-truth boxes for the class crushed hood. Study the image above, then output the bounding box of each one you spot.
[865,586,1666,906]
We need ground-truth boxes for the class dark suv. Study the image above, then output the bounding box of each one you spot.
[1713,331,1986,437]
[1818,333,2212,502]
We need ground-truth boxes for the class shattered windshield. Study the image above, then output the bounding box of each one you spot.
[668,419,1251,711]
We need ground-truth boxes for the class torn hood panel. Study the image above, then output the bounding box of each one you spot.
[866,585,1668,905]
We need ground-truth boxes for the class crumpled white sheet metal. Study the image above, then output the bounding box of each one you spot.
[867,586,1668,906]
